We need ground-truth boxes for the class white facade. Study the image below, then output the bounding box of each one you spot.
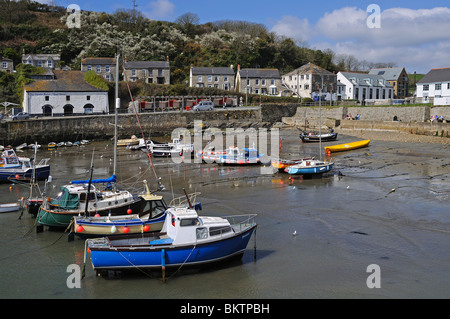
[417,82,450,102]
[23,91,109,116]
[337,72,394,101]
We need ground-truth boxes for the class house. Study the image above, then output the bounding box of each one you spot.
[81,57,116,82]
[23,70,109,117]
[1,57,14,74]
[282,63,337,100]
[22,52,60,69]
[368,67,409,99]
[124,61,170,84]
[337,72,394,102]
[235,66,282,96]
[416,67,450,105]
[189,66,235,91]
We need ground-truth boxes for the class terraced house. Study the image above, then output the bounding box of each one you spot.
[235,66,282,96]
[337,72,394,102]
[416,67,450,105]
[1,57,14,73]
[189,66,235,91]
[81,57,116,81]
[124,61,170,84]
[22,52,60,69]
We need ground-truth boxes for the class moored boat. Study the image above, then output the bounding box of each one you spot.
[272,157,315,171]
[0,148,50,182]
[86,206,257,277]
[284,159,334,175]
[324,139,370,153]
[300,131,338,143]
[217,147,262,165]
[0,202,22,213]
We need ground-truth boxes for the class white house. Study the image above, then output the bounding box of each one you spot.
[337,72,394,102]
[22,52,60,69]
[23,70,109,117]
[416,67,450,105]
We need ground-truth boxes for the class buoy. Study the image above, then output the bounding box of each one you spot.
[143,225,150,232]
[77,225,84,233]
[94,213,100,217]
[123,226,130,234]
[111,225,117,233]
[127,208,132,215]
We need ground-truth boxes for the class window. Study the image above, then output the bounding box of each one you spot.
[86,96,90,101]
[255,79,259,85]
[37,60,43,67]
[131,69,136,76]
[270,87,277,95]
[66,96,70,101]
[105,65,110,73]
[198,75,202,82]
[271,79,275,85]
[209,226,231,236]
[96,65,101,73]
[45,96,49,101]
[224,76,228,82]
[423,85,429,91]
[262,79,266,86]
[180,218,200,226]
[196,228,208,240]
[1,62,6,69]
[214,75,218,82]
[141,69,146,76]
[208,75,212,82]
[87,65,92,71]
[47,60,53,68]
[435,83,441,90]
[447,83,450,90]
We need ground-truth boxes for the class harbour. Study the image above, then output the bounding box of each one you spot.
[0,128,449,299]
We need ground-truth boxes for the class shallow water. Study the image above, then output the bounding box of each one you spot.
[0,129,449,299]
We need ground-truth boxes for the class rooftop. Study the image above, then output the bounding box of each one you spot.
[124,61,170,69]
[191,66,235,75]
[238,68,280,78]
[417,67,450,84]
[25,70,108,92]
[368,67,406,81]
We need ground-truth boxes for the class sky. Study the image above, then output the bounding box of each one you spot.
[48,0,450,74]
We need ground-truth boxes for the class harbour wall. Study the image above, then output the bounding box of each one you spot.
[0,104,297,145]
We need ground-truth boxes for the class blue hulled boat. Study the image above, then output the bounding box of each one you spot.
[86,206,257,277]
[284,159,334,175]
[0,148,50,182]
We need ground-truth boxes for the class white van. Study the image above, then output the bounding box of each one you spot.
[193,101,214,111]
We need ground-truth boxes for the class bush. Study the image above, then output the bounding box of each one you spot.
[84,71,109,91]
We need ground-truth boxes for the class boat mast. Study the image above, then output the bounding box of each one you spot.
[113,54,119,191]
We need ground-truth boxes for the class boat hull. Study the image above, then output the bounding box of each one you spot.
[88,225,257,271]
[285,163,334,175]
[0,166,50,182]
[36,197,146,228]
[324,139,370,153]
[300,133,338,143]
[0,203,21,213]
[72,213,166,239]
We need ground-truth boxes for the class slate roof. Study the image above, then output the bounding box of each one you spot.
[124,61,170,69]
[191,67,235,75]
[284,63,334,76]
[339,72,393,88]
[81,57,115,65]
[368,67,405,81]
[417,67,450,84]
[238,68,280,78]
[22,54,60,62]
[25,70,108,92]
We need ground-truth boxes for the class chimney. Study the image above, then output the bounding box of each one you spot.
[167,56,169,62]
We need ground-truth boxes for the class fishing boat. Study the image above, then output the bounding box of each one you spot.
[284,159,334,175]
[86,206,257,278]
[217,147,262,165]
[300,131,338,143]
[324,139,370,153]
[0,148,50,182]
[0,202,22,213]
[69,181,168,240]
[48,142,57,150]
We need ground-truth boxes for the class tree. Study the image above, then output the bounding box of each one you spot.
[175,12,200,38]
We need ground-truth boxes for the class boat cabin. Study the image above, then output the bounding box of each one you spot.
[161,207,233,245]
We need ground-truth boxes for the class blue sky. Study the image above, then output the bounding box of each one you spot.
[51,0,450,73]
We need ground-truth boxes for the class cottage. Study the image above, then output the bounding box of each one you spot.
[81,57,116,82]
[22,53,60,69]
[416,67,450,105]
[1,57,14,74]
[337,72,394,102]
[189,66,235,91]
[23,70,109,117]
[369,67,409,99]
[124,61,170,84]
[282,63,337,100]
[235,66,281,96]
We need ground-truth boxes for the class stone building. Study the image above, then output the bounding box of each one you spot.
[81,57,116,82]
[23,70,109,117]
[235,66,282,96]
[369,67,409,99]
[22,52,60,69]
[124,61,170,84]
[189,66,235,91]
[1,57,14,74]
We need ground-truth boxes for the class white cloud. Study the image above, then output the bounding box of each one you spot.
[143,0,175,20]
[271,6,450,73]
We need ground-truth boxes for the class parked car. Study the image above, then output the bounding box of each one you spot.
[193,101,214,111]
[12,112,30,120]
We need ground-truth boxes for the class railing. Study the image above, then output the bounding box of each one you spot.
[222,214,257,233]
[169,192,201,208]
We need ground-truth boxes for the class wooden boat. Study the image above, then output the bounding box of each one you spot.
[86,206,257,277]
[69,182,168,240]
[324,139,370,153]
[300,131,338,143]
[117,135,139,147]
[284,159,334,175]
[0,202,22,213]
[0,148,50,182]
